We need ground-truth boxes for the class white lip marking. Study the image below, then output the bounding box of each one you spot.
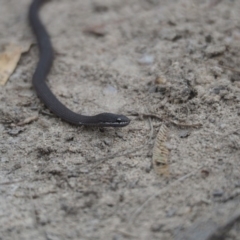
[101,121,128,125]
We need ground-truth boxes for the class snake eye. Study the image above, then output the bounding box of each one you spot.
[116,118,122,123]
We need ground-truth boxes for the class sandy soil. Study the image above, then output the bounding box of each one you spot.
[0,0,240,239]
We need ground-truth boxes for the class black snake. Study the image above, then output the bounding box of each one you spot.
[28,0,130,127]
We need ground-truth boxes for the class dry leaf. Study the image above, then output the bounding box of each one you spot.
[0,43,31,86]
[152,124,170,175]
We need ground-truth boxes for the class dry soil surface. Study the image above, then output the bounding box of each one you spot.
[0,0,240,239]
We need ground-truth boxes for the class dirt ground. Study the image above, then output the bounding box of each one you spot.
[0,0,240,239]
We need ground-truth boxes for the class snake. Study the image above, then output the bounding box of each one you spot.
[28,0,130,127]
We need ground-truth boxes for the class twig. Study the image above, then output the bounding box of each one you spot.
[169,120,202,128]
[16,115,38,126]
[128,111,202,128]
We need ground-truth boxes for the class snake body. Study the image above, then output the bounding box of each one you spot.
[28,0,130,127]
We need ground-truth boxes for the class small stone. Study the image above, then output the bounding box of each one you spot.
[103,85,117,95]
[179,130,190,138]
[201,169,210,178]
[103,138,112,146]
[155,76,167,85]
[138,54,155,65]
[7,127,25,136]
[149,86,158,93]
[212,85,226,94]
[213,189,224,197]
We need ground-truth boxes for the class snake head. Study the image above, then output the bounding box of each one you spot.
[94,113,130,127]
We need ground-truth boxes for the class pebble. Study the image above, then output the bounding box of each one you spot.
[179,130,190,138]
[103,138,112,146]
[138,54,155,65]
[103,85,117,95]
[212,189,224,197]
[7,127,25,136]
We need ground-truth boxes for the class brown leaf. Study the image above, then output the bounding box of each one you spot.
[0,43,31,86]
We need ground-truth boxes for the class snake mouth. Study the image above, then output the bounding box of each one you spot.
[105,121,130,126]
[79,120,130,127]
